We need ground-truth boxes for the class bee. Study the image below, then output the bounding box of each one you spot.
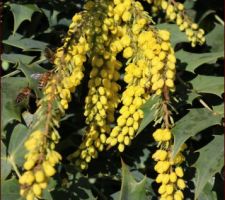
[31,71,53,89]
[16,87,34,104]
[44,47,55,64]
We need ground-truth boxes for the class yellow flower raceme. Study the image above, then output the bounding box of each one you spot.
[20,11,90,200]
[152,128,186,199]
[144,0,205,47]
[68,0,124,170]
[19,130,62,200]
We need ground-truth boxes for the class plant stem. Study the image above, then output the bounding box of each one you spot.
[2,69,20,78]
[162,85,170,129]
[215,15,224,26]
[9,157,21,178]
[198,98,213,112]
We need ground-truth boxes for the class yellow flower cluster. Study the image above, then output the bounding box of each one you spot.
[68,0,124,170]
[145,0,205,47]
[53,14,89,111]
[19,130,62,200]
[139,29,176,94]
[71,57,122,170]
[54,36,88,111]
[106,26,176,152]
[20,12,90,199]
[152,128,186,200]
[105,13,151,152]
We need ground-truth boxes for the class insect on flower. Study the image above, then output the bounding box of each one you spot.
[16,87,35,104]
[31,71,53,89]
[44,47,55,64]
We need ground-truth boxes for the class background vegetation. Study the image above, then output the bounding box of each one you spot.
[1,0,224,199]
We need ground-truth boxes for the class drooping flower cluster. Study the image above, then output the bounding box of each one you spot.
[106,1,177,152]
[19,12,90,200]
[152,129,186,200]
[144,0,205,47]
[19,130,61,200]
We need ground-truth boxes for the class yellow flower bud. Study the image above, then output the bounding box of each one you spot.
[24,160,35,170]
[100,134,106,143]
[177,179,186,190]
[158,184,166,194]
[169,172,177,182]
[43,161,56,177]
[118,143,125,152]
[124,136,131,145]
[26,171,35,185]
[110,138,118,146]
[26,192,34,200]
[126,117,134,126]
[175,167,184,177]
[39,182,47,189]
[32,183,42,196]
[118,134,124,143]
[35,170,45,183]
[166,184,174,194]
[177,3,184,10]
[122,11,131,22]
[159,30,170,41]
[162,174,170,184]
[123,47,133,58]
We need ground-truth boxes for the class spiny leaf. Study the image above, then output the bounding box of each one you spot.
[212,104,224,115]
[8,124,29,167]
[3,33,47,51]
[1,178,22,200]
[176,50,223,73]
[194,135,224,199]
[119,160,147,200]
[137,95,160,135]
[10,3,41,34]
[1,141,12,180]
[1,53,35,64]
[41,8,60,27]
[206,24,224,52]
[22,111,34,127]
[172,108,221,157]
[190,75,223,97]
[198,180,217,200]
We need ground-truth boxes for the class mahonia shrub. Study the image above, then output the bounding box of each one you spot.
[1,0,224,200]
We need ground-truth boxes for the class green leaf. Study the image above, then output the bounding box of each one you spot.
[190,75,223,97]
[1,178,22,200]
[41,8,60,27]
[206,24,224,52]
[194,135,224,199]
[10,3,40,34]
[22,111,34,127]
[3,33,47,51]
[1,141,12,180]
[119,161,147,200]
[172,108,221,157]
[198,181,217,200]
[1,77,28,133]
[137,96,160,135]
[8,124,29,167]
[176,50,224,73]
[156,23,188,47]
[212,104,224,115]
[1,53,35,64]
